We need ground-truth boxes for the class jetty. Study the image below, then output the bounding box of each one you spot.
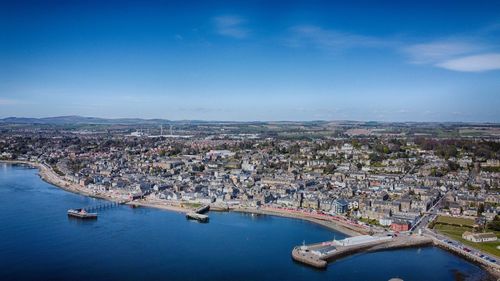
[292,235,432,269]
[186,212,209,222]
[186,204,210,223]
[67,199,131,219]
[194,204,210,214]
[82,199,131,212]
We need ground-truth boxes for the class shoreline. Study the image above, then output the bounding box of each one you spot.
[128,199,192,213]
[2,160,499,276]
[232,207,363,237]
[432,238,500,278]
[0,160,121,202]
[1,160,364,236]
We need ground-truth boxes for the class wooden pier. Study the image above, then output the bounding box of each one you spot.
[82,199,131,212]
[67,199,131,218]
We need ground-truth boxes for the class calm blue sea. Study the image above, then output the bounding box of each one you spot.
[0,164,494,281]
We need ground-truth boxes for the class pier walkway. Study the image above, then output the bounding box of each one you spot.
[80,199,132,213]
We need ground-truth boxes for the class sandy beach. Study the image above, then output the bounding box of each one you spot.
[1,160,364,236]
[128,199,192,213]
[233,207,364,236]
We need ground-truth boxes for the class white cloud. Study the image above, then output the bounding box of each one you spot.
[403,40,486,64]
[436,53,500,72]
[213,15,249,39]
[285,23,500,73]
[287,25,392,50]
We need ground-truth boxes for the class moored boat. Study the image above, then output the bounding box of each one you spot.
[67,208,98,219]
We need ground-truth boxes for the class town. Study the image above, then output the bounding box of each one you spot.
[1,118,499,271]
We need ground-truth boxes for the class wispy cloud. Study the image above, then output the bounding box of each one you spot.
[213,15,249,39]
[402,40,487,64]
[436,53,500,72]
[403,39,500,72]
[287,25,394,51]
[286,23,500,72]
[0,98,19,105]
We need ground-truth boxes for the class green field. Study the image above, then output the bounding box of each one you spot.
[181,202,202,209]
[433,224,500,258]
[435,216,475,227]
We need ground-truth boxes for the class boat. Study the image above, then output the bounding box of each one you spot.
[67,208,98,219]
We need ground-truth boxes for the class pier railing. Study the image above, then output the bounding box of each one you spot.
[82,199,131,213]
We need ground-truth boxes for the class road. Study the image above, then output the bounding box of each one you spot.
[423,227,498,266]
[412,169,476,233]
[410,190,447,232]
[408,169,499,268]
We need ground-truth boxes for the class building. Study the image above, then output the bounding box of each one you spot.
[449,203,461,216]
[332,199,349,214]
[379,217,392,226]
[462,232,498,243]
[391,220,411,232]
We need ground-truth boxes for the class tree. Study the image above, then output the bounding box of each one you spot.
[488,216,500,231]
[324,164,337,174]
[447,161,459,171]
[477,203,485,216]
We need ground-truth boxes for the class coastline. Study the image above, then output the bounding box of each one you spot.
[432,237,500,278]
[232,207,363,237]
[0,160,119,202]
[1,160,499,276]
[0,160,364,236]
[128,199,191,213]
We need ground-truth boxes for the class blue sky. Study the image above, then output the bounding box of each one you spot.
[1,0,500,122]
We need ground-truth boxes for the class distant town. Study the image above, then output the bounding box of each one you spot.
[1,117,499,272]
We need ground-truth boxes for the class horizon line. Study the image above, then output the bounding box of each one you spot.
[1,115,500,125]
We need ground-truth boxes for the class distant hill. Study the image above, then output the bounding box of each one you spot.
[0,116,171,125]
[0,116,498,126]
[0,116,330,125]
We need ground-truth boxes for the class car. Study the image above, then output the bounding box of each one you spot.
[463,248,471,252]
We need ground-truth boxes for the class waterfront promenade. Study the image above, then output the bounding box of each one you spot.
[3,163,490,281]
[424,228,500,276]
[2,160,498,277]
[235,207,367,236]
[0,160,368,236]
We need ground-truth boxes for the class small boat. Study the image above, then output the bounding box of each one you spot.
[67,208,98,219]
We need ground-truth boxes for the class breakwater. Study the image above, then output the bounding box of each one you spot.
[292,235,433,269]
[433,237,500,277]
[0,163,495,281]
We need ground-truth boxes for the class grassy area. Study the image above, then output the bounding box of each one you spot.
[180,202,202,209]
[359,217,381,226]
[435,216,475,227]
[433,224,500,258]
